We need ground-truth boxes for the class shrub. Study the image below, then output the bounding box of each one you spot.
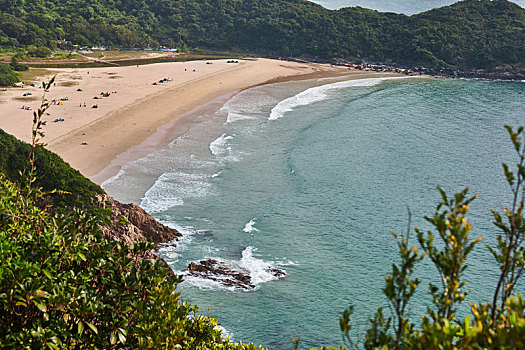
[28,46,52,58]
[322,126,525,349]
[0,80,261,349]
[0,63,18,86]
[10,54,29,71]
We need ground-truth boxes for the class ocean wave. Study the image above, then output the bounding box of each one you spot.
[181,274,239,292]
[215,324,234,340]
[100,167,126,188]
[140,172,212,213]
[269,76,408,120]
[243,218,259,233]
[238,247,282,285]
[226,112,256,123]
[209,134,234,156]
[219,87,279,123]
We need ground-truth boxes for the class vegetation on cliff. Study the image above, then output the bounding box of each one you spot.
[0,128,109,219]
[0,0,524,68]
[0,81,261,349]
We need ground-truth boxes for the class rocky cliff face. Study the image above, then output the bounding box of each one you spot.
[101,195,181,263]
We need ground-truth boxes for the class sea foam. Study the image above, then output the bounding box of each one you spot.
[238,246,282,285]
[140,172,211,213]
[243,218,259,233]
[181,246,284,291]
[209,134,233,156]
[269,76,408,120]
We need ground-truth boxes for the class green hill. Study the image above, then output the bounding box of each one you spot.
[0,0,524,68]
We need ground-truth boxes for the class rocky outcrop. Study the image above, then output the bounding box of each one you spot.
[101,195,180,266]
[187,259,285,291]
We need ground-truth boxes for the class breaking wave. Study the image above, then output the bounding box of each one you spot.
[269,76,409,120]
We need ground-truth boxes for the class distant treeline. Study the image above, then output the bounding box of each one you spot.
[1,0,524,68]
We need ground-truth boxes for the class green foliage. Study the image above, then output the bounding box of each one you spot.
[0,78,262,349]
[0,0,524,68]
[0,174,259,349]
[0,128,109,219]
[27,45,52,58]
[0,62,18,86]
[331,126,525,349]
[416,187,481,321]
[489,125,525,320]
[10,53,29,71]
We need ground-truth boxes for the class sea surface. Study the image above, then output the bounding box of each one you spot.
[309,0,525,14]
[103,76,524,348]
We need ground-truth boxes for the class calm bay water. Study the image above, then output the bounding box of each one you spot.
[103,76,524,348]
[309,0,525,14]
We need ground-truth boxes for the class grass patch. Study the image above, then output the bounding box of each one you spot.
[19,68,57,83]
[28,52,241,68]
[60,81,78,87]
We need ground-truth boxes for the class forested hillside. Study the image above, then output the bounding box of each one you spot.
[0,0,524,67]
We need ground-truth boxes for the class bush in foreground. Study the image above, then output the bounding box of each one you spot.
[0,175,257,349]
[0,80,261,349]
[313,126,525,349]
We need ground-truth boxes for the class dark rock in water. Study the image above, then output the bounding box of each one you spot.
[186,259,285,291]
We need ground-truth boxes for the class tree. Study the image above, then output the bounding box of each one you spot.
[10,53,29,71]
[0,63,19,86]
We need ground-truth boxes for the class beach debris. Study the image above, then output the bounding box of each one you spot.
[186,259,285,291]
[21,105,32,110]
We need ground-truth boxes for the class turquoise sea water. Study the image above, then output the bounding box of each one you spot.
[103,76,524,348]
[309,0,525,14]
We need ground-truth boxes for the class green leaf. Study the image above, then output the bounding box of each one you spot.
[118,330,126,343]
[33,300,47,312]
[86,322,98,334]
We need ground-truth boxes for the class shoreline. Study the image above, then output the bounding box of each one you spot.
[93,70,402,185]
[0,58,397,184]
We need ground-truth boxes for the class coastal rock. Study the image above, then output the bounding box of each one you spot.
[186,259,285,291]
[101,195,181,270]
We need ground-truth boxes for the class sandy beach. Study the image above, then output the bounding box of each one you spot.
[0,58,385,183]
